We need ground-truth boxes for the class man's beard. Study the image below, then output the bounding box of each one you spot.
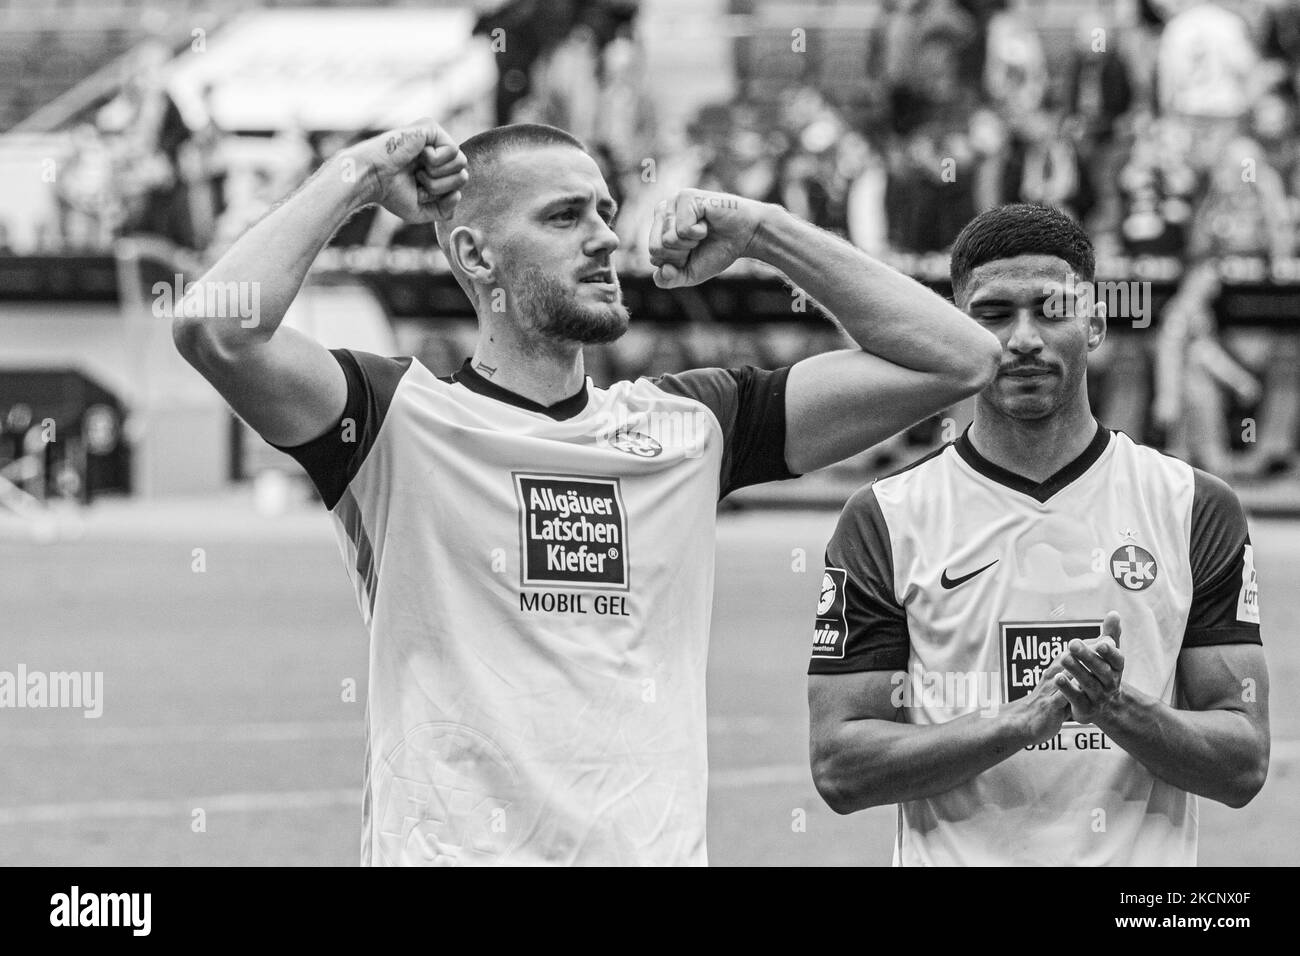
[512,267,630,345]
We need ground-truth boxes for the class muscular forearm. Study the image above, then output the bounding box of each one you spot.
[1094,686,1268,808]
[814,709,1035,813]
[747,205,999,380]
[176,157,370,346]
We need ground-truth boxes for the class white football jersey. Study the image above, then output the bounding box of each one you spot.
[809,425,1262,866]
[275,349,794,866]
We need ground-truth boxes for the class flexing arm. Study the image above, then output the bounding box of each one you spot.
[750,206,1001,472]
[808,667,1070,814]
[648,191,1001,474]
[172,120,467,447]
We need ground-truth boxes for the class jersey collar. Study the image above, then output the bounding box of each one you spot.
[955,422,1112,503]
[449,359,590,421]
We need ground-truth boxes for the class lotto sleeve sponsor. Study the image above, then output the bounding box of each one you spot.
[1237,543,1260,624]
[1184,469,1262,647]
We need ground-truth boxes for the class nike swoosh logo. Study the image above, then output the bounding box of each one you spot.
[940,560,999,589]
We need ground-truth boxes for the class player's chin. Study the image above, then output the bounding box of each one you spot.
[990,389,1059,421]
[557,303,630,345]
[582,306,631,344]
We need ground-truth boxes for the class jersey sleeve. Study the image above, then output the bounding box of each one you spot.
[269,348,411,510]
[650,365,797,498]
[1183,469,1262,648]
[808,485,911,674]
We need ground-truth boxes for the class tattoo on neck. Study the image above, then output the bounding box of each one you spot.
[476,361,498,377]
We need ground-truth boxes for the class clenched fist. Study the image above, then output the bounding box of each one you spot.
[340,118,469,224]
[648,189,770,289]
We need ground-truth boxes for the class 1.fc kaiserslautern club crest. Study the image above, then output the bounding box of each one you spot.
[1109,544,1158,591]
[606,429,663,458]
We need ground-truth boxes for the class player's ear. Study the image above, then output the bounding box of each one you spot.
[448,226,495,285]
[1086,297,1107,352]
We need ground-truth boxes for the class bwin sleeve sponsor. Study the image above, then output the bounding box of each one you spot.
[811,568,849,659]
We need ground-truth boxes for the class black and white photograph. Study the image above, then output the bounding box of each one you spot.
[0,0,1293,913]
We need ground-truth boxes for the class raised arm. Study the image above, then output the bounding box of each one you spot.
[648,190,1001,474]
[172,120,467,446]
[750,206,1000,472]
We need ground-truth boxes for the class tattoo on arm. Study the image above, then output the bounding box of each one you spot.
[386,130,420,155]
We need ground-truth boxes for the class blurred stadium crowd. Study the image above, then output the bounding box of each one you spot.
[24,1,1300,262]
[5,0,1300,491]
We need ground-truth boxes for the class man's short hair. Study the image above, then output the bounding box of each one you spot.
[949,203,1095,299]
[458,123,589,177]
[434,123,590,254]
